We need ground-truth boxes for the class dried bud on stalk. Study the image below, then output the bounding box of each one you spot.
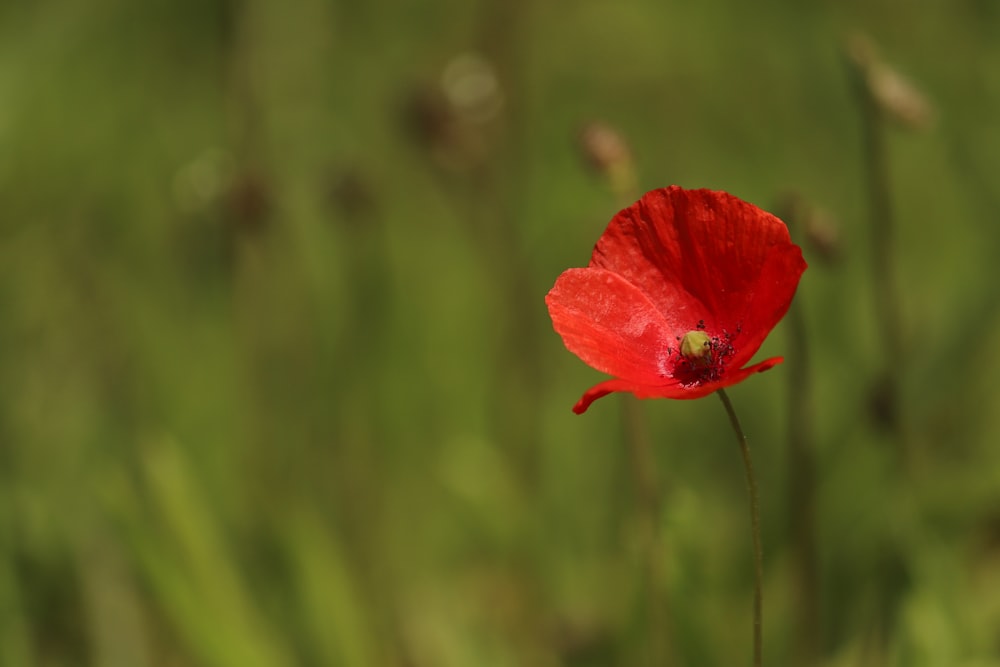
[845,33,934,131]
[774,192,841,265]
[403,52,503,171]
[440,53,503,125]
[577,121,637,199]
[328,166,376,222]
[226,169,272,237]
[579,121,632,174]
[803,211,840,264]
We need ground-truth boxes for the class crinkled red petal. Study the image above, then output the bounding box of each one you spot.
[589,187,806,361]
[546,268,676,386]
[727,244,808,367]
[572,357,784,414]
[548,186,806,413]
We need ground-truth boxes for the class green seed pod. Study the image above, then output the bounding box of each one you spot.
[680,330,712,360]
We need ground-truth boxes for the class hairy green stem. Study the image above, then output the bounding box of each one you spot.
[849,48,904,437]
[788,294,820,665]
[717,389,763,667]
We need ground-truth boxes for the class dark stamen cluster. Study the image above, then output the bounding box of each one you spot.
[672,326,739,387]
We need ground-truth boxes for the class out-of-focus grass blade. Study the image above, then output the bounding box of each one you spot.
[284,510,381,667]
[78,533,153,667]
[137,438,294,667]
[0,541,33,667]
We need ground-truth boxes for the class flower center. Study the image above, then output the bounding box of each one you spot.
[671,325,739,386]
[679,330,712,362]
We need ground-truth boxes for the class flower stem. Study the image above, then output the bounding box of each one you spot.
[786,289,820,665]
[717,388,763,667]
[777,198,820,663]
[846,38,904,438]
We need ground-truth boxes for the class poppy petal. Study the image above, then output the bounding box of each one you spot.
[572,356,784,413]
[573,378,705,414]
[726,244,807,367]
[591,187,803,333]
[547,186,805,411]
[546,267,674,386]
[572,379,646,414]
[657,356,784,402]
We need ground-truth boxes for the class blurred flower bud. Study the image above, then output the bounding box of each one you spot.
[577,121,637,200]
[328,165,376,222]
[402,52,503,171]
[803,210,840,264]
[226,169,272,237]
[440,53,503,125]
[845,33,934,131]
[868,371,898,431]
[774,192,841,264]
[404,84,456,150]
[578,121,632,174]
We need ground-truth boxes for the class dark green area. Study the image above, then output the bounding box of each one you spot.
[1,0,999,665]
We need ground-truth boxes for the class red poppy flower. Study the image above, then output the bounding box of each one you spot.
[546,186,806,414]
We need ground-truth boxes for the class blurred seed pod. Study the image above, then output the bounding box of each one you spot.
[845,32,934,132]
[774,192,842,264]
[402,52,504,171]
[868,371,898,431]
[578,121,632,175]
[550,614,614,663]
[225,168,272,238]
[172,148,272,237]
[577,120,637,199]
[440,53,504,125]
[327,165,376,222]
[171,149,272,272]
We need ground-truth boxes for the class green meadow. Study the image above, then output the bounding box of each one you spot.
[1,0,999,665]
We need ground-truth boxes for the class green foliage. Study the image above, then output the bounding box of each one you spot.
[1,0,1000,664]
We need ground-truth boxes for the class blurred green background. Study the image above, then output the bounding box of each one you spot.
[2,0,1000,665]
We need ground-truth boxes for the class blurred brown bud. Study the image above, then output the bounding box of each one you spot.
[404,84,456,150]
[868,371,898,431]
[402,52,503,171]
[440,53,503,125]
[328,166,376,222]
[845,32,934,131]
[804,211,840,264]
[577,121,637,200]
[226,169,272,237]
[774,192,841,264]
[578,121,632,174]
[550,614,613,662]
